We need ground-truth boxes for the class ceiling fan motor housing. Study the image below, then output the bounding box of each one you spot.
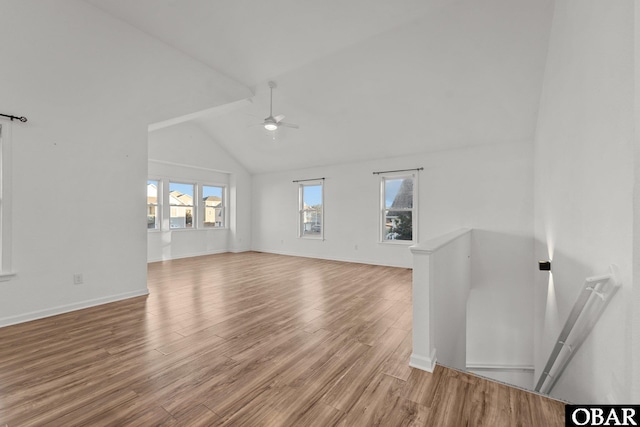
[264,116,278,131]
[261,81,298,130]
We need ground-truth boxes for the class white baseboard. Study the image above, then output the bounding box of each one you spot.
[0,289,149,328]
[466,363,534,372]
[409,350,437,373]
[250,247,412,269]
[147,248,229,263]
[229,247,251,253]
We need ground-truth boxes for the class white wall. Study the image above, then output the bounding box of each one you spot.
[429,230,472,371]
[533,0,635,403]
[252,141,533,266]
[467,288,535,378]
[432,233,471,371]
[634,0,640,405]
[0,0,250,326]
[252,141,536,370]
[147,122,252,262]
[410,229,471,373]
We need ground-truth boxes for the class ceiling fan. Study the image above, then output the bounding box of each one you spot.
[259,81,299,131]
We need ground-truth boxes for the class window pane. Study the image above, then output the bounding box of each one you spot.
[203,185,224,227]
[169,182,194,229]
[202,185,222,199]
[147,180,159,230]
[204,206,224,227]
[384,178,413,209]
[302,205,322,236]
[147,180,159,205]
[170,207,193,229]
[302,184,322,237]
[384,210,412,241]
[169,182,194,204]
[147,205,158,229]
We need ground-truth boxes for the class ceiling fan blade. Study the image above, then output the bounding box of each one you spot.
[274,114,285,123]
[279,122,299,129]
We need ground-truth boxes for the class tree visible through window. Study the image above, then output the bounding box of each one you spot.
[381,175,415,242]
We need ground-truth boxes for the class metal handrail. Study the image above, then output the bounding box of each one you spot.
[535,265,620,394]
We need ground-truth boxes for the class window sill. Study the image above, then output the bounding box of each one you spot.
[0,272,16,282]
[148,227,229,232]
[379,240,415,246]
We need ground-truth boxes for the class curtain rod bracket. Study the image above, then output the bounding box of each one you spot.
[0,113,27,123]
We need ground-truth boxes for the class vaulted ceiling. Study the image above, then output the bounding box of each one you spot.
[85,0,554,173]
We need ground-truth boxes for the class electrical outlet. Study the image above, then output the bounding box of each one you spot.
[73,273,83,285]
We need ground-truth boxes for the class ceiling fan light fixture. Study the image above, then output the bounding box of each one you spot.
[257,81,298,133]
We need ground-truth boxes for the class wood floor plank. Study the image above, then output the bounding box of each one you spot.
[402,363,448,407]
[46,389,140,427]
[288,400,345,427]
[0,252,564,426]
[202,328,335,418]
[381,328,414,381]
[321,326,409,411]
[170,404,223,427]
[225,333,372,426]
[334,373,407,426]
[424,372,473,426]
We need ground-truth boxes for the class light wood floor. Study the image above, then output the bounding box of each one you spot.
[0,252,564,426]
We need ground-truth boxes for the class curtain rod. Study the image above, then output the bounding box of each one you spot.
[292,177,325,183]
[372,167,423,175]
[0,113,27,122]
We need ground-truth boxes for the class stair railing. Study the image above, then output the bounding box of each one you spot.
[535,265,621,394]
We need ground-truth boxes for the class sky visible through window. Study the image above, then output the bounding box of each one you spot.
[151,182,222,199]
[203,186,222,198]
[385,179,403,208]
[147,180,158,196]
[169,182,194,197]
[304,185,322,206]
[303,180,403,207]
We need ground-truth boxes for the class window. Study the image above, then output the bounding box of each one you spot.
[147,177,228,231]
[0,120,14,279]
[169,182,195,229]
[380,174,416,243]
[147,180,160,229]
[202,185,225,228]
[299,181,323,239]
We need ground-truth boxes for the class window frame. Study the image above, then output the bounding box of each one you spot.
[147,177,229,232]
[298,180,324,240]
[146,178,161,231]
[379,172,418,245]
[200,183,226,229]
[0,119,14,281]
[168,181,196,230]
